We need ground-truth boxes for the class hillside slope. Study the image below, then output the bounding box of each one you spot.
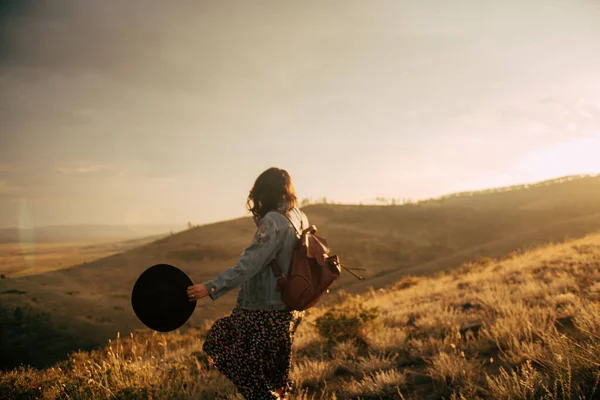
[1,175,599,370]
[2,232,599,399]
[342,211,600,295]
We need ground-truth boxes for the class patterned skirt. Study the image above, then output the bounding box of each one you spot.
[202,306,304,399]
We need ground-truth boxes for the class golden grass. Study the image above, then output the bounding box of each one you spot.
[2,232,600,399]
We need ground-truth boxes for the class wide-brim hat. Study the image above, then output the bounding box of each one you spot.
[131,264,196,332]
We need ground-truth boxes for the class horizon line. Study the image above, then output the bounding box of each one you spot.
[2,172,598,230]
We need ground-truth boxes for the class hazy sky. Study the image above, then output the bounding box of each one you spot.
[1,0,599,228]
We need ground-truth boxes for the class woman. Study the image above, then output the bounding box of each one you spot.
[187,167,308,400]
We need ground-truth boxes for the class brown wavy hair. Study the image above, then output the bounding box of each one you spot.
[247,167,297,220]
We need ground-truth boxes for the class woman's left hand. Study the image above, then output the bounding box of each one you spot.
[187,283,209,301]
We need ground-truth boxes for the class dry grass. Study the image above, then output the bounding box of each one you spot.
[2,232,600,399]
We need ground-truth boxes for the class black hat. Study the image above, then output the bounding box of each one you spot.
[131,264,196,332]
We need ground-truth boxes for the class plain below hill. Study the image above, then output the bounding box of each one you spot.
[0,224,186,244]
[1,174,600,371]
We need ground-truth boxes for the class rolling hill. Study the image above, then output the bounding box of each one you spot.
[2,230,599,399]
[1,174,599,371]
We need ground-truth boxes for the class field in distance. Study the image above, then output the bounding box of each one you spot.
[0,237,162,278]
[0,224,185,278]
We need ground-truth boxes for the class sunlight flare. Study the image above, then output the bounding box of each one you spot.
[17,201,36,270]
[515,136,600,182]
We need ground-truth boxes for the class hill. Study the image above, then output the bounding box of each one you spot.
[1,175,599,371]
[1,231,599,399]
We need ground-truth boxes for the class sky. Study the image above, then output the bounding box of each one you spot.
[1,0,599,229]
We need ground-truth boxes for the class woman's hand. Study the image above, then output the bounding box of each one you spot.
[187,283,209,301]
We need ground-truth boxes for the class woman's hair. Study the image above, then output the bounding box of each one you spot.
[247,167,297,219]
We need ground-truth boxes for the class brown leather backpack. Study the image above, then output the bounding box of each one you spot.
[270,210,365,311]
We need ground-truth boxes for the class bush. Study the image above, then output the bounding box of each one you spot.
[315,300,380,344]
[393,275,421,290]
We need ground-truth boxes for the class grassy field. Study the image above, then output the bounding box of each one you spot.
[1,231,598,399]
[0,236,165,278]
[1,175,599,373]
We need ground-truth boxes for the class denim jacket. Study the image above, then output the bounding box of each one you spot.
[204,202,309,310]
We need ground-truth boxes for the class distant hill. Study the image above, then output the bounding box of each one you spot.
[1,174,599,370]
[0,224,186,244]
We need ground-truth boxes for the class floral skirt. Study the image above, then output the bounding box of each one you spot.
[202,306,304,399]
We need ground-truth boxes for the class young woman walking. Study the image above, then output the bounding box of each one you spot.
[187,167,308,399]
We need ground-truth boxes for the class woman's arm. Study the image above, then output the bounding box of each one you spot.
[202,214,282,301]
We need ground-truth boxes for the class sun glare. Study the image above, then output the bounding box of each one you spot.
[454,136,600,194]
[516,136,600,182]
[17,201,37,270]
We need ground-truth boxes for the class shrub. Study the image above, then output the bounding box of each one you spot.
[340,369,407,398]
[315,300,380,345]
[392,275,421,290]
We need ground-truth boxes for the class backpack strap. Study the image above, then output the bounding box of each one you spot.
[273,209,302,238]
[271,259,285,279]
[268,208,303,280]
